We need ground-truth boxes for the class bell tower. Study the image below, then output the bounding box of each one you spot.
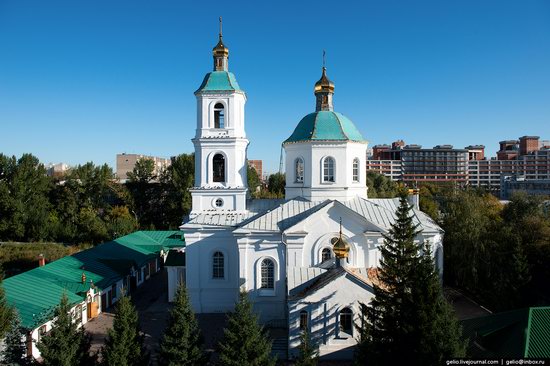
[189,18,249,217]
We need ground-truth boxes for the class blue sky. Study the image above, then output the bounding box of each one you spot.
[1,0,549,173]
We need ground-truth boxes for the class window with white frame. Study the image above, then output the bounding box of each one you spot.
[295,158,304,183]
[260,259,274,289]
[352,158,360,182]
[339,307,353,336]
[74,304,83,324]
[323,157,335,182]
[299,310,308,330]
[321,248,332,262]
[212,251,224,279]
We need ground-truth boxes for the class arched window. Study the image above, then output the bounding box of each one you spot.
[212,251,224,279]
[295,158,304,183]
[212,154,225,183]
[323,157,335,182]
[339,307,353,335]
[260,259,274,289]
[321,248,332,262]
[352,158,360,182]
[299,310,308,330]
[214,103,225,128]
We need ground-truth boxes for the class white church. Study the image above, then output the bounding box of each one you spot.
[172,26,444,359]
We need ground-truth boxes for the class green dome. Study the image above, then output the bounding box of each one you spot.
[195,71,242,94]
[284,111,367,144]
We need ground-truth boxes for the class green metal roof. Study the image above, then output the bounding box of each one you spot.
[195,71,242,93]
[3,230,185,330]
[526,307,550,358]
[461,306,550,358]
[283,111,367,144]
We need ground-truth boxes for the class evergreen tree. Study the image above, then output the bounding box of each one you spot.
[36,293,95,366]
[355,193,465,366]
[294,329,318,366]
[159,283,208,366]
[218,291,275,366]
[2,309,30,366]
[412,242,466,365]
[101,292,148,366]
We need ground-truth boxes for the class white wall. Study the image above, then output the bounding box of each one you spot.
[236,234,287,322]
[184,228,240,313]
[285,141,368,201]
[167,266,186,302]
[288,273,375,360]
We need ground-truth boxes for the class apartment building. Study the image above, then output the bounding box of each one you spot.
[116,153,171,181]
[368,136,550,194]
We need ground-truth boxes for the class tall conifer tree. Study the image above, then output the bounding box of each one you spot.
[159,283,208,366]
[2,309,30,366]
[36,293,95,366]
[101,292,148,366]
[294,329,318,366]
[355,192,465,366]
[217,291,275,366]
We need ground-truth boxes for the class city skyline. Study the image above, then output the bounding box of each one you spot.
[1,0,550,173]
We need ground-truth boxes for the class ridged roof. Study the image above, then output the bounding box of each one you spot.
[284,111,366,144]
[462,306,550,358]
[4,231,185,329]
[195,71,242,93]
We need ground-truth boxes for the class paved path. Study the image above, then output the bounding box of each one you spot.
[444,286,492,320]
[85,271,171,364]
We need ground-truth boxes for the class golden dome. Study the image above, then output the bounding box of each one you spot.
[314,67,335,94]
[213,37,229,58]
[331,219,350,259]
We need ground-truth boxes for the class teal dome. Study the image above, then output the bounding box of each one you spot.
[195,71,242,94]
[284,111,367,144]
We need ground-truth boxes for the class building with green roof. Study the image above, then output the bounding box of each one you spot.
[462,306,550,358]
[283,66,369,202]
[3,230,185,359]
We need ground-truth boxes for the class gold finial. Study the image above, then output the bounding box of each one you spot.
[213,16,229,70]
[323,50,326,69]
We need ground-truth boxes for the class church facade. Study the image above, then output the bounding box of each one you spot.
[177,29,444,359]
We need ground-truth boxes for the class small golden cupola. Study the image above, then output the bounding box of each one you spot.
[213,17,229,71]
[314,51,335,112]
[332,218,350,262]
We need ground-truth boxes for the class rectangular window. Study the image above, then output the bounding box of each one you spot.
[213,252,224,279]
[323,158,335,182]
